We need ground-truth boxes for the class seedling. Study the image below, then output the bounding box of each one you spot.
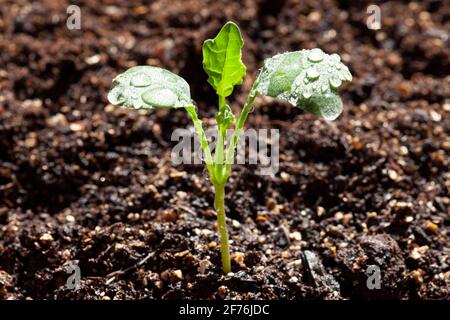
[107,21,352,274]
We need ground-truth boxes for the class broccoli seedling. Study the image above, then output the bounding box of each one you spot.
[107,21,352,274]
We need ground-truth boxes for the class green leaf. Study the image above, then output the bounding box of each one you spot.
[202,21,247,98]
[107,66,192,109]
[254,49,352,120]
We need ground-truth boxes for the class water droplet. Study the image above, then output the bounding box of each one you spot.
[330,53,341,63]
[303,77,309,84]
[130,73,152,87]
[161,69,178,83]
[343,69,352,81]
[321,84,328,93]
[329,76,342,89]
[308,48,324,62]
[132,96,144,109]
[306,67,320,80]
[107,86,126,105]
[142,88,177,108]
[302,87,312,99]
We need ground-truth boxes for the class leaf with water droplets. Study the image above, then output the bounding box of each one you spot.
[107,66,192,109]
[254,49,352,120]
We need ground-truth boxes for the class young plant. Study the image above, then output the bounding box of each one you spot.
[107,21,352,274]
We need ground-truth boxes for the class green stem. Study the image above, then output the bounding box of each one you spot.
[185,106,214,177]
[214,96,227,184]
[225,88,258,175]
[214,182,231,274]
[213,132,226,183]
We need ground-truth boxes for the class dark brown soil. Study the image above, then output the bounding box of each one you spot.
[0,0,449,300]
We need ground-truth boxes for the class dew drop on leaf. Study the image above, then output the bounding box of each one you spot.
[107,86,125,105]
[329,76,342,89]
[308,48,324,62]
[343,69,353,81]
[130,73,152,87]
[142,88,177,108]
[302,87,312,99]
[330,53,341,63]
[306,67,320,80]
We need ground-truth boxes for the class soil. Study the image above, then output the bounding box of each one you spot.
[0,0,449,300]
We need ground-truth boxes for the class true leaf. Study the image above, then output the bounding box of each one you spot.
[107,66,192,109]
[253,49,352,120]
[202,21,246,98]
